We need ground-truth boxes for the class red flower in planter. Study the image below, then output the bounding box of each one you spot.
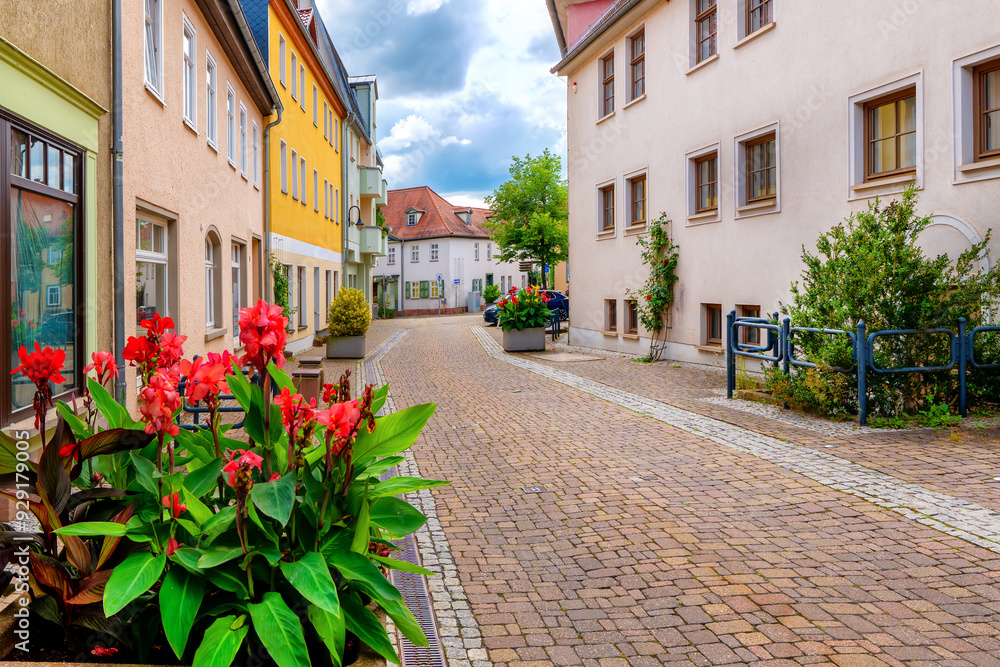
[165,537,183,556]
[138,368,182,437]
[179,354,230,405]
[162,492,186,519]
[125,314,187,381]
[159,331,187,369]
[275,387,317,441]
[238,300,288,374]
[223,449,264,488]
[11,343,66,428]
[83,350,118,387]
[317,399,361,441]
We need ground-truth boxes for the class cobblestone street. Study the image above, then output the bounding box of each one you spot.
[335,314,1000,667]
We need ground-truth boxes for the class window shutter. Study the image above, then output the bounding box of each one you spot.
[404,282,410,299]
[419,281,430,298]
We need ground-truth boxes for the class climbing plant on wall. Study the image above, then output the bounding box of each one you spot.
[627,213,679,361]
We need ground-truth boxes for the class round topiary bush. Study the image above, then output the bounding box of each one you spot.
[327,288,371,337]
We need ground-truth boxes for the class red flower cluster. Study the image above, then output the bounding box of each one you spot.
[238,300,288,374]
[275,387,316,443]
[83,351,118,387]
[91,646,118,657]
[162,492,186,519]
[11,343,66,428]
[179,352,233,406]
[124,314,187,381]
[223,449,264,488]
[317,399,361,449]
[139,368,182,437]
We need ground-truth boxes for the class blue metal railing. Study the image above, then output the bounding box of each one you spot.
[726,312,1000,426]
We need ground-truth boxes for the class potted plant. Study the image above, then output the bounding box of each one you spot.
[0,301,443,666]
[326,289,371,359]
[497,286,550,352]
[482,284,500,305]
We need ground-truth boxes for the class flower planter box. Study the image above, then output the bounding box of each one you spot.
[502,327,546,352]
[326,335,366,359]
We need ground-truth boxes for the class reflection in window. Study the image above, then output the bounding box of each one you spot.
[136,218,168,330]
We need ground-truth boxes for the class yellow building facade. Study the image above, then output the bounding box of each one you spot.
[265,0,348,353]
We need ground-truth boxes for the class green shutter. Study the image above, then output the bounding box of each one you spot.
[404,282,410,299]
[419,281,430,298]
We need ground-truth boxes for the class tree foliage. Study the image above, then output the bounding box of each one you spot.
[484,149,568,288]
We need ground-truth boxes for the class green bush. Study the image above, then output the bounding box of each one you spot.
[769,186,1000,418]
[327,288,371,337]
[377,305,395,319]
[482,284,501,304]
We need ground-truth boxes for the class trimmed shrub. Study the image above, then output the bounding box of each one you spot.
[327,288,371,337]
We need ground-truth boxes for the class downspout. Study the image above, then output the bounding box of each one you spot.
[264,105,283,300]
[397,237,403,316]
[112,0,126,403]
[341,113,355,289]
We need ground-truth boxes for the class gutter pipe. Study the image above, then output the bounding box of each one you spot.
[341,112,355,290]
[112,0,125,403]
[263,106,283,300]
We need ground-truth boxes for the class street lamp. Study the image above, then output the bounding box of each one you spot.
[349,205,363,230]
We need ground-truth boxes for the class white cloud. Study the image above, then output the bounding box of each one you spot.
[441,192,489,208]
[406,0,448,15]
[379,115,440,151]
[441,136,471,147]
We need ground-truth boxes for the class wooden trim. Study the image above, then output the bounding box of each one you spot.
[695,152,718,214]
[695,0,717,63]
[626,299,639,335]
[974,59,1000,162]
[600,53,615,117]
[705,303,722,346]
[746,0,773,36]
[599,184,615,232]
[605,299,617,333]
[629,30,645,102]
[745,132,776,204]
[863,86,917,182]
[628,174,646,226]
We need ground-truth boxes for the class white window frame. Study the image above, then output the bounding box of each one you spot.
[299,64,306,110]
[300,157,307,207]
[407,213,417,226]
[313,85,318,126]
[231,242,246,345]
[734,121,780,218]
[239,103,248,178]
[46,284,61,307]
[278,34,286,87]
[388,246,396,265]
[736,0,776,45]
[144,0,163,97]
[847,72,924,200]
[226,84,236,166]
[685,143,722,225]
[206,52,218,148]
[596,177,616,236]
[430,243,439,262]
[474,243,479,261]
[252,122,260,188]
[430,281,440,299]
[323,101,328,138]
[182,16,197,129]
[486,243,492,260]
[411,245,419,263]
[334,117,339,151]
[313,169,319,213]
[323,178,329,218]
[335,188,340,223]
[297,266,306,328]
[291,149,298,200]
[205,237,217,328]
[953,45,1000,184]
[136,217,171,326]
[290,52,297,101]
[280,140,287,193]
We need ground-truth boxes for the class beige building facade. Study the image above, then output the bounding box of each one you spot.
[124,0,277,376]
[548,0,1000,365]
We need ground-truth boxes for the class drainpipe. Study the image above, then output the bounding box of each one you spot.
[263,105,283,300]
[112,0,126,403]
[341,113,355,289]
[398,238,403,316]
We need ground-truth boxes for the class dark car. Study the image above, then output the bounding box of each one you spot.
[482,290,569,326]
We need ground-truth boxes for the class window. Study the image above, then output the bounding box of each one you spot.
[144,0,162,94]
[695,153,718,213]
[239,104,248,177]
[335,188,340,222]
[747,0,773,34]
[313,85,318,126]
[974,61,1000,161]
[182,18,197,126]
[628,175,646,227]
[486,243,492,260]
[705,304,722,345]
[627,300,639,335]
[206,54,217,147]
[600,53,614,117]
[278,35,286,87]
[407,213,417,226]
[474,243,479,261]
[865,88,917,181]
[430,243,439,261]
[388,247,396,265]
[696,0,717,63]
[232,243,246,345]
[521,275,527,290]
[746,133,776,202]
[45,285,61,308]
[323,179,329,218]
[313,170,319,212]
[409,282,420,299]
[136,216,168,331]
[334,116,339,151]
[205,236,218,328]
[323,101,328,138]
[411,245,419,262]
[280,140,287,193]
[299,65,306,110]
[605,299,618,333]
[630,31,645,101]
[739,305,761,345]
[430,281,440,298]
[500,276,505,293]
[297,267,306,327]
[300,157,306,206]
[291,149,298,199]
[599,184,615,232]
[486,273,494,287]
[252,122,259,187]
[290,52,297,100]
[226,85,235,165]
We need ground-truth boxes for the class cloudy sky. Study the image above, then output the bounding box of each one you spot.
[316,0,567,207]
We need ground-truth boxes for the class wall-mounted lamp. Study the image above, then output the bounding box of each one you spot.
[572,82,578,94]
[349,205,363,230]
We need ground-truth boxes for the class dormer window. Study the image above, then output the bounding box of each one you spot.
[407,213,416,226]
[460,209,472,225]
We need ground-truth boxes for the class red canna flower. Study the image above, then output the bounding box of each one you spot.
[83,351,119,387]
[511,296,519,305]
[162,492,186,519]
[238,300,289,375]
[11,343,66,429]
[125,314,187,382]
[179,354,230,405]
[268,472,281,482]
[223,449,264,487]
[91,646,118,657]
[275,387,316,443]
[317,399,361,440]
[165,537,183,556]
[159,332,187,369]
[59,441,81,462]
[139,368,182,437]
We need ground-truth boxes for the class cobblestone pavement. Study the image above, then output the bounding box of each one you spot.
[307,315,1000,666]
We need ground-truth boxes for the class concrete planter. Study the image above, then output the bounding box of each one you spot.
[326,335,366,359]
[502,327,546,352]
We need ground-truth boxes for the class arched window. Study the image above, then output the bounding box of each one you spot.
[206,238,216,327]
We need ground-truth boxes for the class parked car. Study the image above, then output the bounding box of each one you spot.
[482,290,569,326]
[40,310,75,346]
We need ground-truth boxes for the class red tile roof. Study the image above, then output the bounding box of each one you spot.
[297,8,313,25]
[384,187,493,241]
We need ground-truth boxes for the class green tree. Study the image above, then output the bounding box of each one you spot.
[484,149,568,288]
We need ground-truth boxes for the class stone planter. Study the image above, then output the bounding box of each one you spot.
[326,335,366,359]
[502,327,546,352]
